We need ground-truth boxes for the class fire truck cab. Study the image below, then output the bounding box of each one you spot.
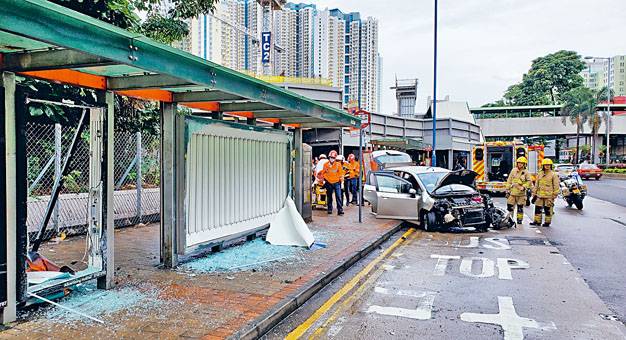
[472,141,544,193]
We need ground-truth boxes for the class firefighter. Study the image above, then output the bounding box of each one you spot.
[347,153,360,205]
[506,156,532,225]
[530,158,560,227]
[321,150,345,215]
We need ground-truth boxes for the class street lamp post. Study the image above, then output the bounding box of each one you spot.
[585,56,612,165]
[431,0,438,166]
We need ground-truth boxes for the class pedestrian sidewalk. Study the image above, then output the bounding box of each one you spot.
[2,205,402,339]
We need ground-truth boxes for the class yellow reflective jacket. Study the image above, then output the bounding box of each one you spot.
[506,167,532,196]
[533,170,560,199]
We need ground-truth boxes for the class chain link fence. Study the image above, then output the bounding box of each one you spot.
[26,122,161,243]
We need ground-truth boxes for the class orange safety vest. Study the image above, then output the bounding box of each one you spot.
[322,160,345,184]
[348,160,360,179]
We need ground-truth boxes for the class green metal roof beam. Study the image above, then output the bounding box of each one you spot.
[220,102,280,112]
[278,117,322,124]
[107,74,190,90]
[172,91,244,102]
[253,111,301,119]
[0,0,359,128]
[299,122,343,128]
[1,48,116,71]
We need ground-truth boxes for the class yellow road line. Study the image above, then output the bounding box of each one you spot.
[310,231,419,339]
[286,228,416,340]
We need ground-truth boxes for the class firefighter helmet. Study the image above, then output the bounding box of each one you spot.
[516,156,528,164]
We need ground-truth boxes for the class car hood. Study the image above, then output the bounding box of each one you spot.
[433,170,478,192]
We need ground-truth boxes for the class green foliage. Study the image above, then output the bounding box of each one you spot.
[560,86,596,131]
[487,51,586,106]
[62,170,83,193]
[20,0,218,133]
[139,14,189,44]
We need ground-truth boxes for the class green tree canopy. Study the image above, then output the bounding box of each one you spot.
[485,50,586,106]
[22,0,219,132]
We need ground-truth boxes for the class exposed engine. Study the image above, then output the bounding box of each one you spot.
[428,194,514,232]
[431,195,488,231]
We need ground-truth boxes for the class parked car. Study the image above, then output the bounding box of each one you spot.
[555,163,576,180]
[577,163,602,180]
[363,166,514,232]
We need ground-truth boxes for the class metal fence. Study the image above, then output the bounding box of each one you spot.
[26,122,161,242]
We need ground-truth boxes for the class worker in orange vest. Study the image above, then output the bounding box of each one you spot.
[346,153,360,205]
[321,150,345,215]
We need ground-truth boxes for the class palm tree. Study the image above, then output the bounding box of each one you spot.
[561,87,596,164]
[595,86,614,163]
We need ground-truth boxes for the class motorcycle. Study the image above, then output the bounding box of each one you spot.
[560,171,587,210]
[483,194,516,230]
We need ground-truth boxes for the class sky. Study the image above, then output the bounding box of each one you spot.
[311,0,626,114]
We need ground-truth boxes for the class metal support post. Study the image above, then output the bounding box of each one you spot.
[606,58,612,165]
[2,72,16,323]
[53,123,61,231]
[97,91,115,290]
[358,127,363,223]
[136,131,142,222]
[431,0,439,166]
[160,102,179,268]
[294,128,303,214]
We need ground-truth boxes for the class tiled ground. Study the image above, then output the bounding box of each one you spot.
[4,206,400,339]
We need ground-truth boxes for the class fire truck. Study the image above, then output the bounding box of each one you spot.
[472,141,544,193]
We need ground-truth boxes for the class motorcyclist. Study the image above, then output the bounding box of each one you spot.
[506,156,532,225]
[530,158,560,227]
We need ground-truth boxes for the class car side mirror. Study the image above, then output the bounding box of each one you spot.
[409,188,417,197]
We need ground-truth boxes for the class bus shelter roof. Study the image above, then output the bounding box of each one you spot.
[0,0,359,129]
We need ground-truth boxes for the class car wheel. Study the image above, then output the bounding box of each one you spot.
[574,199,583,210]
[421,211,436,232]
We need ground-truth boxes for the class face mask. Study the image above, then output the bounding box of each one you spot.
[329,158,335,163]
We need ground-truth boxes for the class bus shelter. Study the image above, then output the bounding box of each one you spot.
[0,0,358,323]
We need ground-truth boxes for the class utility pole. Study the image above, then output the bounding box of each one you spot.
[431,0,438,167]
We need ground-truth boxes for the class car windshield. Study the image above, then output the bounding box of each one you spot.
[580,164,599,170]
[433,184,476,195]
[376,153,412,164]
[557,165,575,171]
[416,172,448,193]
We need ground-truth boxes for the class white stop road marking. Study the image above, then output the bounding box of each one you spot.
[461,296,555,340]
[366,287,437,320]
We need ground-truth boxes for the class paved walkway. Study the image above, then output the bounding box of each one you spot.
[2,205,400,339]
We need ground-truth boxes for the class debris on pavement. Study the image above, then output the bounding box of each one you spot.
[179,238,305,273]
[266,196,315,247]
[42,282,163,324]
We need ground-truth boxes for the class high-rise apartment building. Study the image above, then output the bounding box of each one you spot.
[582,55,626,97]
[187,1,382,112]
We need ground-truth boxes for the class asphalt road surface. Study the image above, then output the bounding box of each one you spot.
[585,177,626,207]
[267,198,626,339]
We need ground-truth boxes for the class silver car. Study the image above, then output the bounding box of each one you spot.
[363,166,511,232]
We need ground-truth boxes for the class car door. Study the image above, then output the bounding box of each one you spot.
[363,171,379,212]
[370,172,420,221]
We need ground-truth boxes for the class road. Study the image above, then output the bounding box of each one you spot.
[585,177,626,207]
[267,197,626,339]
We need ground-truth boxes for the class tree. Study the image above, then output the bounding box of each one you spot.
[560,87,596,164]
[489,51,586,107]
[21,0,219,132]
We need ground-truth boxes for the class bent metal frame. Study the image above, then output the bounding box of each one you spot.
[0,0,359,323]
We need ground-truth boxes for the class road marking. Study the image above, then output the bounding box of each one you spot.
[432,255,529,280]
[367,288,437,320]
[457,236,480,248]
[460,296,553,340]
[382,264,395,271]
[483,237,511,250]
[430,254,461,276]
[497,258,530,280]
[460,257,496,278]
[286,228,416,340]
